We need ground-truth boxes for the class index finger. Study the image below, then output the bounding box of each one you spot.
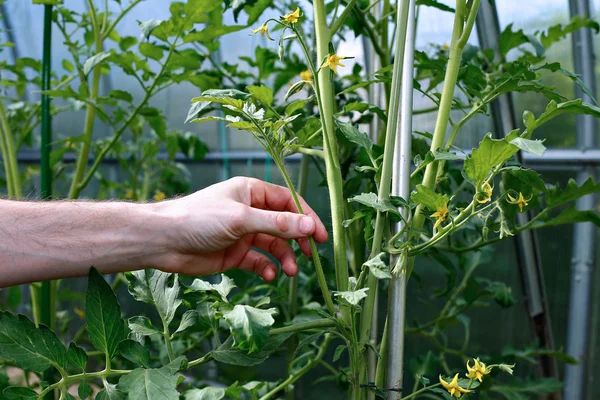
[238,178,328,243]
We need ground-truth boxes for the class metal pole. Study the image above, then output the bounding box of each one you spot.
[475,1,560,391]
[564,0,598,398]
[385,0,415,396]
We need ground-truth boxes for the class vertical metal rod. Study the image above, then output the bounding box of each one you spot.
[564,0,598,398]
[385,0,416,396]
[361,4,383,395]
[475,1,561,392]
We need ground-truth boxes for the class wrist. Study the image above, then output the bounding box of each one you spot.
[142,200,188,271]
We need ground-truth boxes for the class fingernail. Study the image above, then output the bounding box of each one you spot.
[299,216,314,235]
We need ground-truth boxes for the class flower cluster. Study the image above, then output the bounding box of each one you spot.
[439,358,514,398]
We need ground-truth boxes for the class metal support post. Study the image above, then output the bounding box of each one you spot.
[564,0,598,398]
[476,1,560,392]
[385,0,416,396]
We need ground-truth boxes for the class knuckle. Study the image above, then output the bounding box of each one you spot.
[228,205,249,233]
[275,212,290,233]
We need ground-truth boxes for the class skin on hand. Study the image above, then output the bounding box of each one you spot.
[155,177,328,282]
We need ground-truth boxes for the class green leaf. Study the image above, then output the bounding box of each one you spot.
[118,339,151,368]
[139,42,164,61]
[499,24,530,58]
[464,134,518,186]
[183,387,226,400]
[547,177,600,208]
[247,85,273,107]
[537,63,598,106]
[223,305,277,353]
[78,382,93,399]
[117,364,181,400]
[285,99,308,116]
[348,193,401,216]
[138,20,163,40]
[545,206,600,227]
[2,387,38,399]
[507,169,547,193]
[333,345,347,362]
[126,269,182,327]
[523,99,600,138]
[540,15,600,49]
[509,138,546,156]
[83,51,111,76]
[128,316,162,336]
[109,90,133,103]
[211,333,291,366]
[189,274,236,302]
[86,268,126,360]
[416,0,454,12]
[174,310,198,335]
[6,286,21,310]
[334,288,369,306]
[0,311,66,373]
[410,185,449,211]
[96,383,126,400]
[363,253,391,280]
[293,331,325,358]
[67,341,88,371]
[337,121,374,155]
[188,89,250,122]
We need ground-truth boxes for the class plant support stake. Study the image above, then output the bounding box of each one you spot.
[386,0,416,395]
[564,0,598,398]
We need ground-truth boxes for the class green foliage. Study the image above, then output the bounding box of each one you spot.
[86,267,127,360]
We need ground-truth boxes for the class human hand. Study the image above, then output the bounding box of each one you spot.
[155,177,328,281]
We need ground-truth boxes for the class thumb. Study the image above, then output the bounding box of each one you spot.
[244,208,316,239]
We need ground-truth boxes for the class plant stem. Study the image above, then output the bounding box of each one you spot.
[274,158,336,315]
[0,103,21,197]
[270,318,337,335]
[68,1,103,199]
[286,155,309,400]
[330,0,359,35]
[313,1,350,296]
[401,383,441,400]
[0,106,15,197]
[75,39,178,197]
[260,334,332,400]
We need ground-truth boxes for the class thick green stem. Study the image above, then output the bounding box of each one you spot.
[410,0,478,229]
[68,2,103,199]
[0,110,15,198]
[0,103,21,197]
[270,318,337,336]
[313,1,350,295]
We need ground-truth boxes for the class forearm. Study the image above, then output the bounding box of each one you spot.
[0,200,171,287]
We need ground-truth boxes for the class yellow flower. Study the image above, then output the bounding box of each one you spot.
[440,374,472,398]
[321,54,346,74]
[251,23,273,40]
[154,189,166,202]
[507,191,532,212]
[441,42,449,50]
[125,189,133,199]
[300,70,312,81]
[466,358,490,382]
[476,181,493,204]
[283,7,301,24]
[431,202,449,230]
